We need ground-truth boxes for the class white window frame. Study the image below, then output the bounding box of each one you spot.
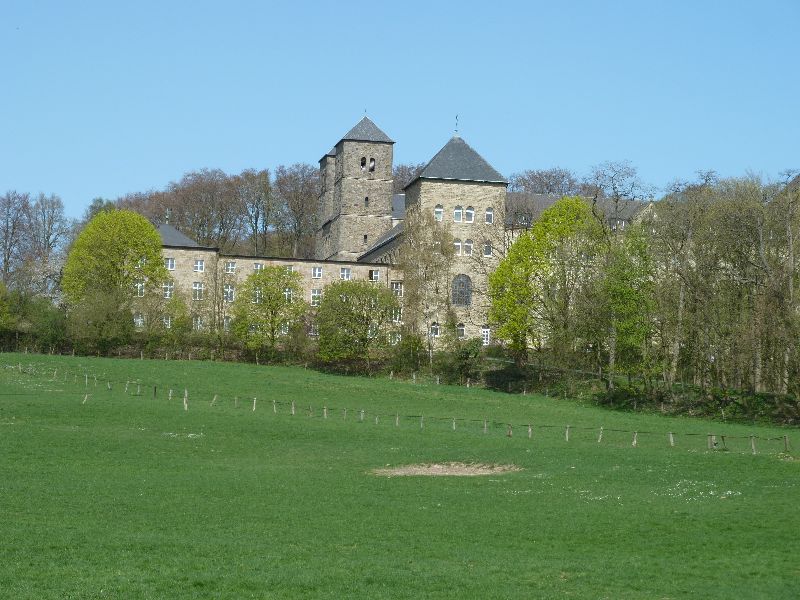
[453,205,463,223]
[164,257,175,271]
[193,316,204,331]
[162,315,172,329]
[223,284,235,303]
[481,327,491,346]
[463,239,473,256]
[223,316,231,331]
[430,322,440,338]
[340,267,351,281]
[133,312,144,328]
[392,307,403,324]
[485,207,494,224]
[483,241,492,257]
[193,259,204,273]
[253,263,263,271]
[369,269,380,282]
[133,280,145,298]
[434,204,443,222]
[311,288,322,307]
[283,287,293,302]
[454,239,462,256]
[457,323,465,338]
[225,261,236,274]
[284,265,294,274]
[192,281,204,301]
[465,206,474,223]
[391,281,403,297]
[162,281,174,299]
[311,266,322,279]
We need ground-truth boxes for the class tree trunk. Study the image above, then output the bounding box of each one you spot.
[607,322,617,391]
[668,279,685,390]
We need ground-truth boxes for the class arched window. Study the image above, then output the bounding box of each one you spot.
[364,196,369,208]
[465,206,474,223]
[453,239,462,256]
[360,157,366,170]
[369,158,375,172]
[485,207,494,224]
[452,274,472,306]
[454,205,463,222]
[434,204,443,221]
[483,240,492,257]
[463,239,473,256]
[456,323,465,338]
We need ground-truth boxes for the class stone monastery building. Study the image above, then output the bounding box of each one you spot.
[157,116,646,343]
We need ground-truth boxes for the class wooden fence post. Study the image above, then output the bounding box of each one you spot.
[252,397,257,411]
[420,415,424,429]
[273,399,277,413]
[483,419,488,434]
[507,424,513,437]
[565,425,570,442]
[183,389,188,411]
[211,394,217,406]
[784,435,790,453]
[597,426,604,443]
[395,413,399,427]
[527,424,532,439]
[750,435,757,455]
[291,401,296,415]
[669,432,675,447]
[632,431,638,447]
[323,406,328,419]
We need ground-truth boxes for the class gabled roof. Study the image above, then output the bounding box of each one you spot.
[358,222,404,262]
[340,116,394,144]
[157,223,200,248]
[504,193,650,227]
[406,135,506,189]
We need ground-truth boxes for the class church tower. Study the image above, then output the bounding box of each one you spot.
[316,117,395,261]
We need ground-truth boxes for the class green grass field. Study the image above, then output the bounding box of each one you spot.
[1,352,798,599]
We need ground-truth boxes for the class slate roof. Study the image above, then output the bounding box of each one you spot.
[157,223,200,248]
[358,222,404,262]
[406,135,507,189]
[392,193,406,220]
[340,116,394,144]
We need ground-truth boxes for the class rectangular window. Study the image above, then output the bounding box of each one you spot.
[284,265,294,274]
[253,289,262,304]
[481,327,491,346]
[283,288,293,302]
[391,307,402,324]
[162,315,172,329]
[193,316,204,331]
[164,257,175,271]
[311,288,322,307]
[223,316,231,332]
[391,281,403,297]
[308,323,319,337]
[133,280,145,297]
[225,261,236,274]
[223,284,235,303]
[311,266,322,279]
[192,281,204,301]
[389,332,401,346]
[133,313,144,328]
[369,269,380,282]
[253,263,263,271]
[162,281,174,299]
[340,267,351,281]
[193,259,204,273]
[279,322,289,335]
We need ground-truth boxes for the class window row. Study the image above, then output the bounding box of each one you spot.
[453,239,493,257]
[360,157,376,172]
[434,205,494,224]
[429,322,491,345]
[162,259,382,282]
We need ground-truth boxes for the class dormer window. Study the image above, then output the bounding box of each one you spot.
[454,205,463,222]
[360,157,366,171]
[434,205,443,221]
[369,158,375,172]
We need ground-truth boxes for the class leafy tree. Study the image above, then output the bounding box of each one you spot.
[62,210,167,305]
[67,289,134,354]
[489,196,601,364]
[231,265,306,361]
[316,280,399,371]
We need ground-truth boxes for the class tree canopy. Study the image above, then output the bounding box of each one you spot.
[62,210,167,305]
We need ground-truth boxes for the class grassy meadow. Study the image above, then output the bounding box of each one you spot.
[1,352,798,599]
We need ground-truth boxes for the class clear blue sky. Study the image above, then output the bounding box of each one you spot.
[2,0,797,218]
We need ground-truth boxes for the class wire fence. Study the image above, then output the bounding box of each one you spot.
[2,360,794,456]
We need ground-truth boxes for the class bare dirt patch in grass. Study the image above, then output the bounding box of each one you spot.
[372,462,522,477]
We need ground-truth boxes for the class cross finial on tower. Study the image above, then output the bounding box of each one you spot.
[455,114,459,134]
